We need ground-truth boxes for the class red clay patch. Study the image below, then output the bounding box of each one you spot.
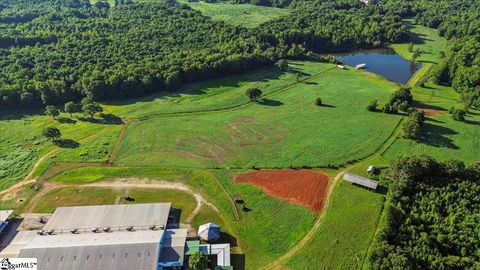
[234,170,329,213]
[417,107,443,118]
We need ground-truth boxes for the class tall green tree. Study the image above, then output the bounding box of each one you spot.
[45,105,60,119]
[189,251,208,270]
[42,127,61,141]
[245,88,263,102]
[64,102,79,118]
[82,102,103,119]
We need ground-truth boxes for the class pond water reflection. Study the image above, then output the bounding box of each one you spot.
[335,48,422,84]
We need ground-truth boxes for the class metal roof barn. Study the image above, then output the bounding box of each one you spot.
[44,203,171,232]
[18,230,163,270]
[343,173,378,190]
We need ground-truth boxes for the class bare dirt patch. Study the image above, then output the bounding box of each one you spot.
[234,170,329,213]
[416,107,443,118]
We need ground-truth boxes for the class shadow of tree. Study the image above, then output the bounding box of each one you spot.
[105,67,284,106]
[56,117,76,124]
[258,99,284,106]
[419,123,459,149]
[79,113,123,125]
[413,101,446,112]
[54,139,80,148]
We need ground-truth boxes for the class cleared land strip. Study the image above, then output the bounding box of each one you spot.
[107,119,130,164]
[136,66,337,121]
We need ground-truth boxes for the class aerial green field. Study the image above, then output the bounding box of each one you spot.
[382,104,480,164]
[391,18,446,64]
[0,112,121,190]
[113,62,402,168]
[178,0,290,28]
[285,182,385,269]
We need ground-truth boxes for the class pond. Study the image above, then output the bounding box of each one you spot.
[335,48,422,84]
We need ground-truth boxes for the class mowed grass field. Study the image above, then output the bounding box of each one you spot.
[382,102,480,164]
[179,0,289,28]
[113,61,402,168]
[285,182,385,269]
[391,18,446,64]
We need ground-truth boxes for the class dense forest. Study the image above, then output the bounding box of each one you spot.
[1,0,478,110]
[0,0,405,109]
[370,156,480,269]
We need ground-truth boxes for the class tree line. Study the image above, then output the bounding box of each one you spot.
[0,0,406,110]
[369,155,480,269]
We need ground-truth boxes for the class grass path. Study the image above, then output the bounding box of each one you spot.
[261,170,345,270]
[0,149,58,199]
[107,119,129,164]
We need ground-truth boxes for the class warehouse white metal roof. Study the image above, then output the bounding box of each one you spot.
[44,203,171,232]
[343,172,378,190]
[18,230,163,270]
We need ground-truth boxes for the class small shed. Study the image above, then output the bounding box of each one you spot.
[198,223,221,242]
[343,172,378,190]
[367,165,376,173]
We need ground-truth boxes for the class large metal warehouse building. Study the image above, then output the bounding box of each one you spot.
[0,203,231,270]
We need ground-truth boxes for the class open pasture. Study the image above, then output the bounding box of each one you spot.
[284,181,385,269]
[0,112,121,190]
[382,104,480,164]
[179,0,290,28]
[391,18,446,64]
[114,62,402,169]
